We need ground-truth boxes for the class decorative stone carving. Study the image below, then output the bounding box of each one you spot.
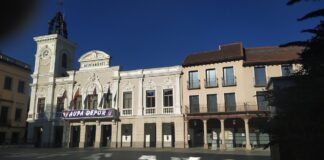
[84,73,102,94]
[57,86,66,97]
[161,77,174,89]
[144,79,156,90]
[122,81,135,91]
[37,87,47,97]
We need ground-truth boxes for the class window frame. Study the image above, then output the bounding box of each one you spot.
[189,95,199,113]
[123,91,132,109]
[146,90,156,108]
[163,89,173,107]
[224,93,236,112]
[205,69,217,88]
[188,70,200,89]
[223,67,236,86]
[37,98,45,114]
[3,76,12,90]
[254,65,267,87]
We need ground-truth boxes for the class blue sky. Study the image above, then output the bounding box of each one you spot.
[0,0,322,70]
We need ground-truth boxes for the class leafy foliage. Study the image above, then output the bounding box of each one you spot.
[266,1,324,160]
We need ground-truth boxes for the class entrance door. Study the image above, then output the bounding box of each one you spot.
[144,123,156,147]
[34,127,42,147]
[70,126,80,147]
[54,126,63,147]
[86,125,96,147]
[162,123,175,147]
[121,124,132,147]
[101,125,112,147]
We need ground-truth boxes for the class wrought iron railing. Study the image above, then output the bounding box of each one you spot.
[187,80,200,89]
[222,76,237,86]
[204,78,218,88]
[185,102,270,114]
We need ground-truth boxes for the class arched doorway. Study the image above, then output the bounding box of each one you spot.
[224,118,245,149]
[249,117,270,149]
[188,119,203,147]
[207,119,220,148]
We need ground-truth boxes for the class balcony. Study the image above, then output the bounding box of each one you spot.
[185,102,270,114]
[145,108,156,115]
[163,107,174,114]
[204,79,218,88]
[122,108,132,116]
[222,76,237,87]
[187,80,200,90]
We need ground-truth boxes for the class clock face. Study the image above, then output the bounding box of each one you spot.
[40,50,51,65]
[42,50,49,58]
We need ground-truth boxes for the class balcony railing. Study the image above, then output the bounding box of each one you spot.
[204,79,218,88]
[163,107,174,114]
[145,108,156,115]
[122,109,132,116]
[187,80,200,90]
[222,76,237,87]
[185,102,270,114]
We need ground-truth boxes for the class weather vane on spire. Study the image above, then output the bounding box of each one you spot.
[48,0,68,39]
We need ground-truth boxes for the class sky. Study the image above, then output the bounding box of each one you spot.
[0,0,323,71]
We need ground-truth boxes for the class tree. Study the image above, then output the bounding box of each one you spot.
[265,1,324,160]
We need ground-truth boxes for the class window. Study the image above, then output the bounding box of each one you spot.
[11,132,19,144]
[256,91,269,111]
[223,67,235,86]
[4,76,12,90]
[62,53,67,68]
[123,92,132,109]
[146,90,155,108]
[0,106,9,124]
[87,94,98,110]
[57,97,64,112]
[103,93,112,108]
[74,96,82,110]
[254,66,267,86]
[15,108,22,121]
[188,71,199,89]
[189,95,199,113]
[37,98,45,113]
[207,94,217,112]
[17,80,25,93]
[224,93,236,112]
[163,89,173,107]
[281,64,293,76]
[205,69,217,87]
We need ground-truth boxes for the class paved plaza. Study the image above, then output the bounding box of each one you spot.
[0,147,270,160]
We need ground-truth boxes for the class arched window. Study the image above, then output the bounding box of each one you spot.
[62,53,67,68]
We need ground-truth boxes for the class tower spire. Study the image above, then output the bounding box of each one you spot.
[48,0,68,38]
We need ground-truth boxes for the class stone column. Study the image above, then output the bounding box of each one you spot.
[220,119,226,150]
[203,120,208,149]
[184,120,189,148]
[138,77,143,115]
[111,122,118,148]
[244,118,252,151]
[156,122,162,148]
[79,121,86,148]
[117,122,122,148]
[94,121,102,148]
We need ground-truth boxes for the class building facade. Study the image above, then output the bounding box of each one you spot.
[0,53,31,145]
[182,43,302,150]
[26,12,303,150]
[26,12,184,148]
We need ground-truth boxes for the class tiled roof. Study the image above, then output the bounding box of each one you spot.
[243,46,303,66]
[182,42,244,67]
[182,42,303,67]
[0,52,32,71]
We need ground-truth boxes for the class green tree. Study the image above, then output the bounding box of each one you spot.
[266,1,324,160]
